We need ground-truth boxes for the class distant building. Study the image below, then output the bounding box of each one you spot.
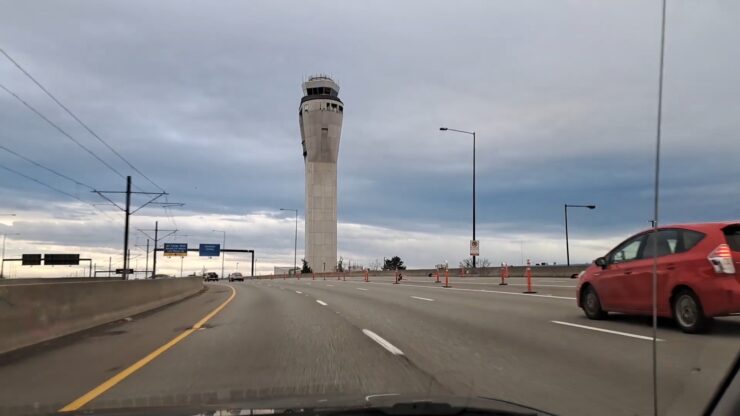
[298,75,344,272]
[273,266,298,276]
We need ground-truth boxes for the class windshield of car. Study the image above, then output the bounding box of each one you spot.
[0,1,738,416]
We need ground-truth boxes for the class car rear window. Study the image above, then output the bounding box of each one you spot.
[723,225,740,252]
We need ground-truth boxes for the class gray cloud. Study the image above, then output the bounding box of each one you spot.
[1,0,738,272]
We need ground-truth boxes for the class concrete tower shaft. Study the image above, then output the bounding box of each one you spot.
[299,75,343,272]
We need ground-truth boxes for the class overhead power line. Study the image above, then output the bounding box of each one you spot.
[0,82,128,181]
[0,144,94,190]
[0,48,166,193]
[0,162,80,200]
[0,161,117,221]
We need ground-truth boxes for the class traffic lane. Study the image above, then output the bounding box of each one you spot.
[312,278,740,341]
[86,282,450,410]
[282,279,740,416]
[299,278,740,346]
[275,279,739,416]
[272,279,657,416]
[0,284,230,415]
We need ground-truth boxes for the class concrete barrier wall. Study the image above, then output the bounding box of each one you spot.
[0,277,203,355]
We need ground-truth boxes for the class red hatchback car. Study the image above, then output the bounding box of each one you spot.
[577,222,740,333]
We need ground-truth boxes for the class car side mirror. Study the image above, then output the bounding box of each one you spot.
[594,257,608,269]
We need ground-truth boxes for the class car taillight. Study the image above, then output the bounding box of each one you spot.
[708,244,736,274]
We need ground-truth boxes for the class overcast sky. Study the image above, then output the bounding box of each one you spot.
[1,0,738,277]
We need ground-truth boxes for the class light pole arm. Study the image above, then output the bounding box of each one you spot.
[442,128,475,136]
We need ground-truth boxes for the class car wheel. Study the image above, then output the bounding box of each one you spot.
[582,286,608,320]
[673,289,711,334]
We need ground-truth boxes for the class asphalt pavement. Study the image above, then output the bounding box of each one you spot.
[0,275,738,416]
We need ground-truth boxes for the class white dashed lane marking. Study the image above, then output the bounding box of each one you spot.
[551,321,664,341]
[362,329,404,355]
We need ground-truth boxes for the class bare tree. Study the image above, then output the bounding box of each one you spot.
[459,257,492,274]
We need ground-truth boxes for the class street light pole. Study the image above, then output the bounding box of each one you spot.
[1,233,20,278]
[440,127,477,268]
[280,208,299,274]
[564,204,596,266]
[473,131,476,269]
[213,230,226,279]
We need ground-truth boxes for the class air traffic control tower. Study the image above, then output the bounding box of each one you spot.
[299,75,344,272]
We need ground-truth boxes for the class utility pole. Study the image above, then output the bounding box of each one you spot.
[134,238,152,277]
[138,222,177,278]
[153,221,158,278]
[93,176,182,280]
[123,176,131,279]
[145,239,149,275]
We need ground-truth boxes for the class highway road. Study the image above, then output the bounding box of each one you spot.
[1,275,738,416]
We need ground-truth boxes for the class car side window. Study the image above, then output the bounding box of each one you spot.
[641,229,703,259]
[608,235,645,264]
[642,229,680,258]
[682,229,705,251]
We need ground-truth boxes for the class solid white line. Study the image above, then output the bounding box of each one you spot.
[326,284,334,287]
[551,321,664,341]
[411,296,435,302]
[295,291,302,294]
[356,288,368,291]
[364,281,576,300]
[316,300,328,306]
[398,280,575,289]
[362,329,404,355]
[503,283,576,288]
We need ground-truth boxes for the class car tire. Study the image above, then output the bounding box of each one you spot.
[582,286,608,320]
[672,289,711,334]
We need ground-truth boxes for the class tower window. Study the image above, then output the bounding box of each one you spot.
[338,106,343,112]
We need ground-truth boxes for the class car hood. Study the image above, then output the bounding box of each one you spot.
[53,394,555,416]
